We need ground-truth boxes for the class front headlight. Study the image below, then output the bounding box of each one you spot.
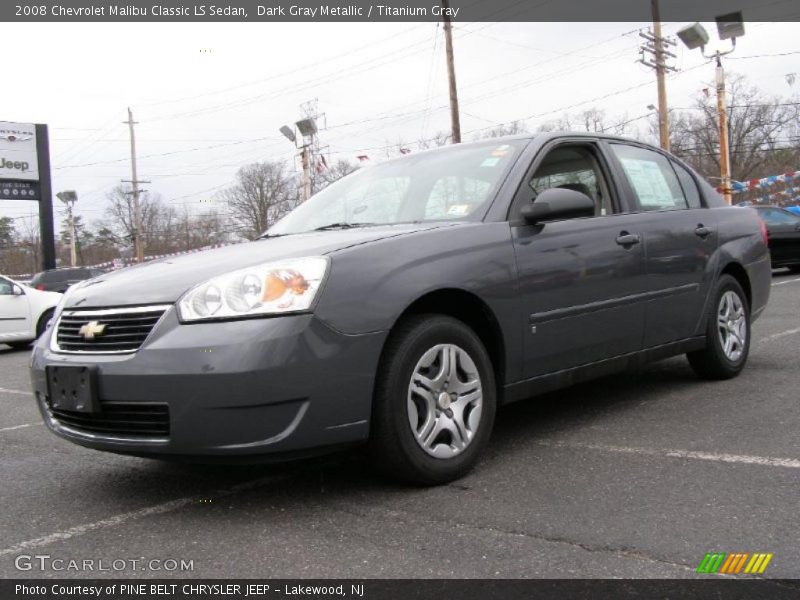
[177,257,329,322]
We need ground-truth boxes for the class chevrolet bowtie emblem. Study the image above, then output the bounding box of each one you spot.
[78,321,107,340]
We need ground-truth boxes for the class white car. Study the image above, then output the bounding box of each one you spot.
[0,274,61,349]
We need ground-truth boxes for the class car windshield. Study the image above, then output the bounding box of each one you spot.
[266,139,527,235]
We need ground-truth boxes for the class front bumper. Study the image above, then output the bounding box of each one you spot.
[30,308,386,458]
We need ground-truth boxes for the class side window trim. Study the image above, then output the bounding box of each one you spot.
[669,158,705,209]
[507,139,622,224]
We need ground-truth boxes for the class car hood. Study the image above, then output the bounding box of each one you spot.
[64,223,450,308]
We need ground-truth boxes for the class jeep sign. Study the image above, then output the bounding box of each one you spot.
[0,121,38,181]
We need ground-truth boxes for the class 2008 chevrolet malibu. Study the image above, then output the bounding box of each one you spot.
[31,133,770,484]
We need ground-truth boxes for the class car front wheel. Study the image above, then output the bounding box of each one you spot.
[687,274,750,380]
[368,315,496,485]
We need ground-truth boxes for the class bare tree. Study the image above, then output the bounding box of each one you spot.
[537,108,633,136]
[417,131,452,150]
[476,120,528,139]
[316,159,359,191]
[670,74,800,182]
[220,161,298,240]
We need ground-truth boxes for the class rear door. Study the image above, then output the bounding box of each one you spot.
[509,140,648,378]
[605,143,717,346]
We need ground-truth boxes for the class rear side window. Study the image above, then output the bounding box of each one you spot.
[671,161,703,209]
[611,144,688,212]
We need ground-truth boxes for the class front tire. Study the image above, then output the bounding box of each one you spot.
[368,314,496,485]
[36,309,55,339]
[687,275,750,380]
[6,341,32,350]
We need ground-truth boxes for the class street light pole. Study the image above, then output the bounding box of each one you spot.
[676,14,744,205]
[300,145,312,202]
[56,190,78,266]
[715,56,732,204]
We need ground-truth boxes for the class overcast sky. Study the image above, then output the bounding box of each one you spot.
[3,20,799,232]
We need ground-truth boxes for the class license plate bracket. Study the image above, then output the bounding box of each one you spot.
[47,366,99,413]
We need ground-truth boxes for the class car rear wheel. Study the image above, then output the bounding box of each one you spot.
[687,274,750,380]
[368,314,496,485]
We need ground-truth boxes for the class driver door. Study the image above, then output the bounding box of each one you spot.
[509,141,649,379]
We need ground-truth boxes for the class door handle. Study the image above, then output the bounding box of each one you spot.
[615,232,640,247]
[695,225,713,239]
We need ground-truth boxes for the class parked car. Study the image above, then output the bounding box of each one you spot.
[30,133,770,484]
[785,205,800,217]
[753,206,800,272]
[0,275,61,349]
[30,267,105,293]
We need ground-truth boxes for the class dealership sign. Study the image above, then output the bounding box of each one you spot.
[0,119,56,269]
[0,121,39,182]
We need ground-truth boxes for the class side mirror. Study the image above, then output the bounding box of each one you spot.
[521,187,596,224]
[12,284,25,296]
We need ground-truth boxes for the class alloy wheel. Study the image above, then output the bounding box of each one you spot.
[717,290,747,362]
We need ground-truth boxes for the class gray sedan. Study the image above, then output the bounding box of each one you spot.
[30,133,770,484]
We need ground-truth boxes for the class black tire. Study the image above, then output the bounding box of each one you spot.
[36,308,55,339]
[368,314,496,485]
[6,341,32,350]
[687,274,750,380]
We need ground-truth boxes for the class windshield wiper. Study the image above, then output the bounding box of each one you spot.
[258,232,289,239]
[312,222,376,231]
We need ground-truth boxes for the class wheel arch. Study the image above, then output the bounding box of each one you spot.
[384,288,507,399]
[720,261,752,310]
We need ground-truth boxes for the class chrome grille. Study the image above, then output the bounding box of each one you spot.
[54,305,170,354]
[49,401,170,437]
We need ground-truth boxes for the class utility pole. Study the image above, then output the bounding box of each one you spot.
[124,107,145,262]
[639,1,676,151]
[715,56,732,204]
[441,0,461,144]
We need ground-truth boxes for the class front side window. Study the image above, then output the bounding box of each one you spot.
[526,146,611,216]
[268,140,525,235]
[611,144,688,212]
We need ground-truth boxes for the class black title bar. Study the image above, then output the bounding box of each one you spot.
[3,0,797,22]
[5,579,800,600]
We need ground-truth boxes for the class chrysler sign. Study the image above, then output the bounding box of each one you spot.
[0,121,39,181]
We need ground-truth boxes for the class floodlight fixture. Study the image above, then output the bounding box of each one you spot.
[295,117,318,138]
[56,190,78,204]
[676,22,709,50]
[279,125,296,143]
[716,12,745,41]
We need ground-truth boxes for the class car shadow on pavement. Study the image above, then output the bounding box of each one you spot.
[62,356,703,506]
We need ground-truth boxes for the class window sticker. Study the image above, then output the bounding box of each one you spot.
[491,144,511,157]
[619,157,675,208]
[447,204,471,216]
[481,157,501,168]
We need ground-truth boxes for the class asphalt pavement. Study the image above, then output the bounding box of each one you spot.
[1,271,799,580]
